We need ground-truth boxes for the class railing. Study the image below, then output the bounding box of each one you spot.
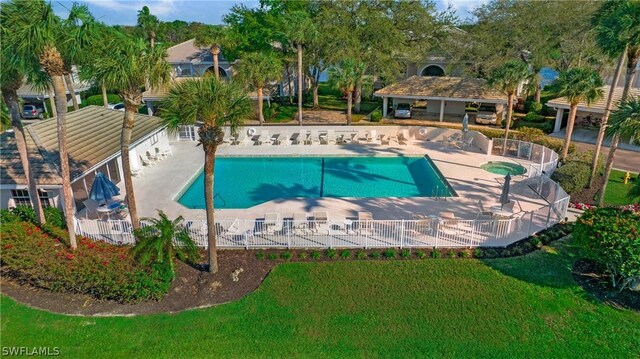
[75,204,566,249]
[491,139,559,176]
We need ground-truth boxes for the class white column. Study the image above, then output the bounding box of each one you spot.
[439,100,445,122]
[383,97,388,117]
[553,108,564,133]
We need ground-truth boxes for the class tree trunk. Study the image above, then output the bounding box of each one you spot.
[101,81,109,108]
[534,86,541,104]
[48,88,57,118]
[2,88,45,224]
[561,104,578,160]
[589,51,624,187]
[121,101,141,230]
[598,50,638,205]
[212,46,220,79]
[297,43,303,125]
[257,86,264,125]
[311,67,320,109]
[285,62,293,104]
[346,91,353,126]
[502,93,514,155]
[150,32,155,48]
[51,74,77,248]
[204,146,218,273]
[64,74,79,111]
[354,81,362,113]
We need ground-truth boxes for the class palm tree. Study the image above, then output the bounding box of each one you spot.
[132,210,198,278]
[549,68,604,160]
[234,51,282,124]
[160,77,251,273]
[93,36,171,231]
[487,60,531,150]
[137,6,159,48]
[2,0,79,248]
[329,59,362,125]
[595,0,640,205]
[28,68,57,118]
[194,25,227,79]
[283,10,317,125]
[0,50,45,225]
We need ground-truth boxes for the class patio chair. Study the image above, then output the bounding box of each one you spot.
[146,151,160,162]
[438,211,456,220]
[307,130,320,145]
[462,137,474,149]
[357,211,374,235]
[258,130,272,146]
[139,155,155,167]
[278,131,291,146]
[354,130,367,143]
[386,133,399,145]
[366,130,380,143]
[322,130,336,145]
[399,129,412,144]
[475,200,494,220]
[82,198,101,219]
[313,211,330,234]
[264,212,283,234]
[219,219,240,241]
[131,167,144,177]
[292,212,309,235]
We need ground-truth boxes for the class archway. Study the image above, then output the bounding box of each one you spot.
[420,65,445,77]
[205,66,228,78]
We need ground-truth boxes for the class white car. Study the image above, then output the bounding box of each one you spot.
[394,103,412,119]
[107,103,125,111]
[475,104,497,125]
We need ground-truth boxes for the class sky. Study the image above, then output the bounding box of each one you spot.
[51,0,486,26]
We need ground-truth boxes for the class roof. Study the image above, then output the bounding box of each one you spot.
[547,86,640,114]
[1,106,165,186]
[374,76,508,103]
[166,39,228,64]
[143,77,267,102]
[17,80,91,98]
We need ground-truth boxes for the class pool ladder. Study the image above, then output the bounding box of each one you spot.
[214,193,226,207]
[431,186,447,201]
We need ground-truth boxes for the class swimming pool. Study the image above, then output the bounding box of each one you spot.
[177,156,454,209]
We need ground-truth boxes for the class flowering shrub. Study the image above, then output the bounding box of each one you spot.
[1,221,172,303]
[569,202,639,213]
[569,202,597,211]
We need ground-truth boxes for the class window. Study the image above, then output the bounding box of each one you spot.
[11,189,53,208]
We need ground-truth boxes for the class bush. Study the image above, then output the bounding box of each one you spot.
[552,150,603,195]
[326,248,337,259]
[1,221,171,303]
[447,250,457,258]
[370,108,382,122]
[473,248,483,258]
[262,103,279,121]
[268,253,279,261]
[459,250,470,258]
[430,250,441,259]
[1,205,66,229]
[484,249,498,258]
[256,251,265,260]
[416,250,426,259]
[356,250,367,259]
[340,249,351,259]
[281,251,293,261]
[401,249,411,258]
[85,94,121,106]
[525,100,543,114]
[298,252,308,260]
[383,249,397,259]
[573,208,640,290]
[370,251,382,259]
[310,251,321,260]
[530,237,542,248]
[523,112,545,122]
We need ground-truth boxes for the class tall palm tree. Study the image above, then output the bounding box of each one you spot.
[596,0,640,205]
[194,25,227,79]
[93,36,171,230]
[329,59,362,125]
[549,68,604,160]
[487,60,531,150]
[160,77,251,273]
[2,0,79,248]
[284,10,317,125]
[28,68,57,118]
[234,51,282,124]
[137,6,159,48]
[0,50,45,224]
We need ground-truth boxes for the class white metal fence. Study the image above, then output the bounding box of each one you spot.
[491,139,559,177]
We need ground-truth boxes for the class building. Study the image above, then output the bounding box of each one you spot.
[0,106,170,211]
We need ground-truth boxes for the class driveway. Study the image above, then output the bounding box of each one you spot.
[572,142,638,173]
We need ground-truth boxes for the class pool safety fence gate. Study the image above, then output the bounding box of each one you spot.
[491,139,559,177]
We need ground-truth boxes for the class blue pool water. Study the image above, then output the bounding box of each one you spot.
[178,156,454,209]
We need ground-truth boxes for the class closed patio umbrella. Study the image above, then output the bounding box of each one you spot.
[500,173,511,209]
[462,113,469,140]
[89,172,120,205]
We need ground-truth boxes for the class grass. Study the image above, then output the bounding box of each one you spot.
[604,169,640,206]
[2,240,639,358]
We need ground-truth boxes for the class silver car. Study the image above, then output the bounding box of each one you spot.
[21,105,44,119]
[475,104,497,125]
[394,103,412,119]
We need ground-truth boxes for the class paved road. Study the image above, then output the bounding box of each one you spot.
[573,142,638,173]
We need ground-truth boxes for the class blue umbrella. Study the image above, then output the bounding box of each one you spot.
[500,173,511,209]
[89,172,120,205]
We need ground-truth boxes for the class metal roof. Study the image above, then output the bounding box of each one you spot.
[547,86,640,114]
[374,76,508,103]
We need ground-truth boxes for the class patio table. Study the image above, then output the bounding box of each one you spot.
[96,202,120,220]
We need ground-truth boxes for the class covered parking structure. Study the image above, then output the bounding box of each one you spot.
[374,76,508,124]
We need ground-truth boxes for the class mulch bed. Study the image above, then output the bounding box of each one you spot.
[572,259,640,312]
[569,177,604,205]
[0,250,274,316]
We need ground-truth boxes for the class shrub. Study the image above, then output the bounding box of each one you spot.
[525,100,543,114]
[401,249,411,258]
[513,127,545,142]
[310,251,321,260]
[370,108,382,122]
[530,237,542,248]
[524,112,545,122]
[262,103,280,121]
[552,150,603,195]
[326,248,337,259]
[255,251,265,260]
[298,252,308,260]
[85,94,121,106]
[1,205,67,229]
[416,250,426,259]
[473,248,483,258]
[484,249,498,258]
[281,251,293,261]
[340,249,351,259]
[356,250,367,259]
[370,251,382,259]
[383,249,397,259]
[573,208,640,290]
[268,253,279,261]
[459,250,470,258]
[430,250,441,259]
[1,221,171,303]
[447,250,457,258]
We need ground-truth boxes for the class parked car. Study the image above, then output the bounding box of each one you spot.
[394,103,412,119]
[21,105,44,119]
[107,103,125,111]
[475,104,497,125]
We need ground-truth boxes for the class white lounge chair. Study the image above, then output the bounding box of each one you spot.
[264,212,283,234]
[218,219,240,241]
[278,131,291,146]
[292,212,308,235]
[366,130,379,143]
[146,151,160,162]
[357,211,373,235]
[475,200,494,220]
[313,211,330,234]
[258,130,272,146]
[306,130,319,145]
[399,129,412,144]
[131,167,144,177]
[82,198,101,219]
[324,130,336,144]
[354,130,367,143]
[139,155,155,167]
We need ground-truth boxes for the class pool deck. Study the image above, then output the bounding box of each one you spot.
[127,136,547,222]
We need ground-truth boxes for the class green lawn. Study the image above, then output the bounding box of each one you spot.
[2,240,639,358]
[605,169,640,206]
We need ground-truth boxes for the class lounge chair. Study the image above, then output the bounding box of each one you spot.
[366,130,380,143]
[258,130,272,146]
[278,131,291,146]
[292,212,309,235]
[313,211,330,234]
[131,167,144,177]
[264,212,283,234]
[476,200,494,220]
[399,129,412,144]
[357,211,373,235]
[385,133,399,145]
[139,155,155,167]
[219,219,240,241]
[146,151,160,162]
[354,130,367,143]
[321,130,336,145]
[438,211,456,220]
[82,198,101,219]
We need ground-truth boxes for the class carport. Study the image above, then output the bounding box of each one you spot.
[374,76,508,123]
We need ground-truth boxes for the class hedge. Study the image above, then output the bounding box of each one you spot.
[85,94,121,106]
